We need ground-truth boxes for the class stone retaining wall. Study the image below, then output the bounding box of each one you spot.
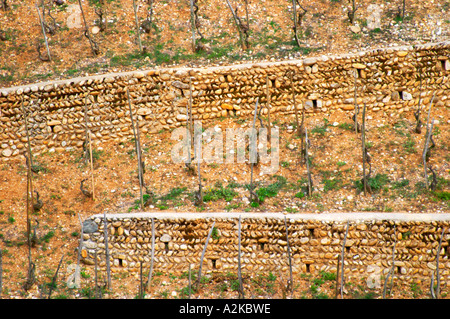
[1,41,449,159]
[80,212,450,286]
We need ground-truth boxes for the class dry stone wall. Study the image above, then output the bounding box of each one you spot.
[1,41,449,159]
[80,212,450,286]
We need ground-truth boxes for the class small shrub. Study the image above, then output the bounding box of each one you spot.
[41,231,55,243]
[255,175,287,202]
[230,280,240,291]
[281,161,290,168]
[355,174,390,192]
[32,162,49,173]
[267,272,276,282]
[160,187,187,200]
[392,179,409,189]
[319,271,336,281]
[295,191,305,199]
[225,203,242,211]
[403,136,416,153]
[203,182,238,202]
[323,178,343,192]
[337,123,353,131]
[311,118,329,136]
[337,161,347,167]
[434,191,450,201]
[211,227,220,240]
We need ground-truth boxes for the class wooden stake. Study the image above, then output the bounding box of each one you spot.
[94,249,100,299]
[22,97,34,246]
[299,99,306,166]
[289,71,300,136]
[0,250,2,299]
[433,227,446,299]
[189,78,194,148]
[127,88,144,209]
[383,225,397,299]
[146,218,155,292]
[266,75,272,141]
[47,254,64,299]
[35,2,51,60]
[185,96,192,167]
[304,127,312,196]
[224,0,244,50]
[89,130,95,200]
[354,69,359,135]
[139,262,144,299]
[188,263,192,299]
[249,98,259,203]
[189,0,196,51]
[238,215,244,298]
[292,0,300,47]
[335,255,340,299]
[132,0,143,52]
[77,0,99,55]
[196,124,203,205]
[340,221,349,299]
[414,77,423,133]
[84,95,89,165]
[423,120,434,190]
[136,118,144,204]
[196,221,216,290]
[362,102,367,196]
[68,213,84,289]
[103,211,111,289]
[422,92,435,189]
[284,216,293,295]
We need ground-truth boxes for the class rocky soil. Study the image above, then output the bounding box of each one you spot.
[0,0,449,88]
[0,107,448,299]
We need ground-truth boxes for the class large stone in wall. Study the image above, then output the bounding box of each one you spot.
[1,149,12,157]
[82,219,98,233]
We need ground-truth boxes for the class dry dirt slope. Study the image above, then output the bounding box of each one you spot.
[0,106,449,299]
[0,0,449,88]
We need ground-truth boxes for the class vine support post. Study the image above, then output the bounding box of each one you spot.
[195,221,216,290]
[362,102,367,196]
[132,0,143,52]
[189,0,196,52]
[238,215,244,298]
[35,2,51,60]
[146,218,155,292]
[249,98,259,203]
[127,88,144,209]
[340,221,350,299]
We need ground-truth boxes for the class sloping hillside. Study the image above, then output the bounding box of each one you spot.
[0,0,449,88]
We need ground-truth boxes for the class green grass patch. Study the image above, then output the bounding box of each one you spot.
[355,174,390,192]
[323,178,343,192]
[160,187,187,201]
[392,179,409,189]
[254,175,287,203]
[337,122,353,131]
[433,191,450,201]
[295,191,305,199]
[311,118,329,136]
[203,182,238,202]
